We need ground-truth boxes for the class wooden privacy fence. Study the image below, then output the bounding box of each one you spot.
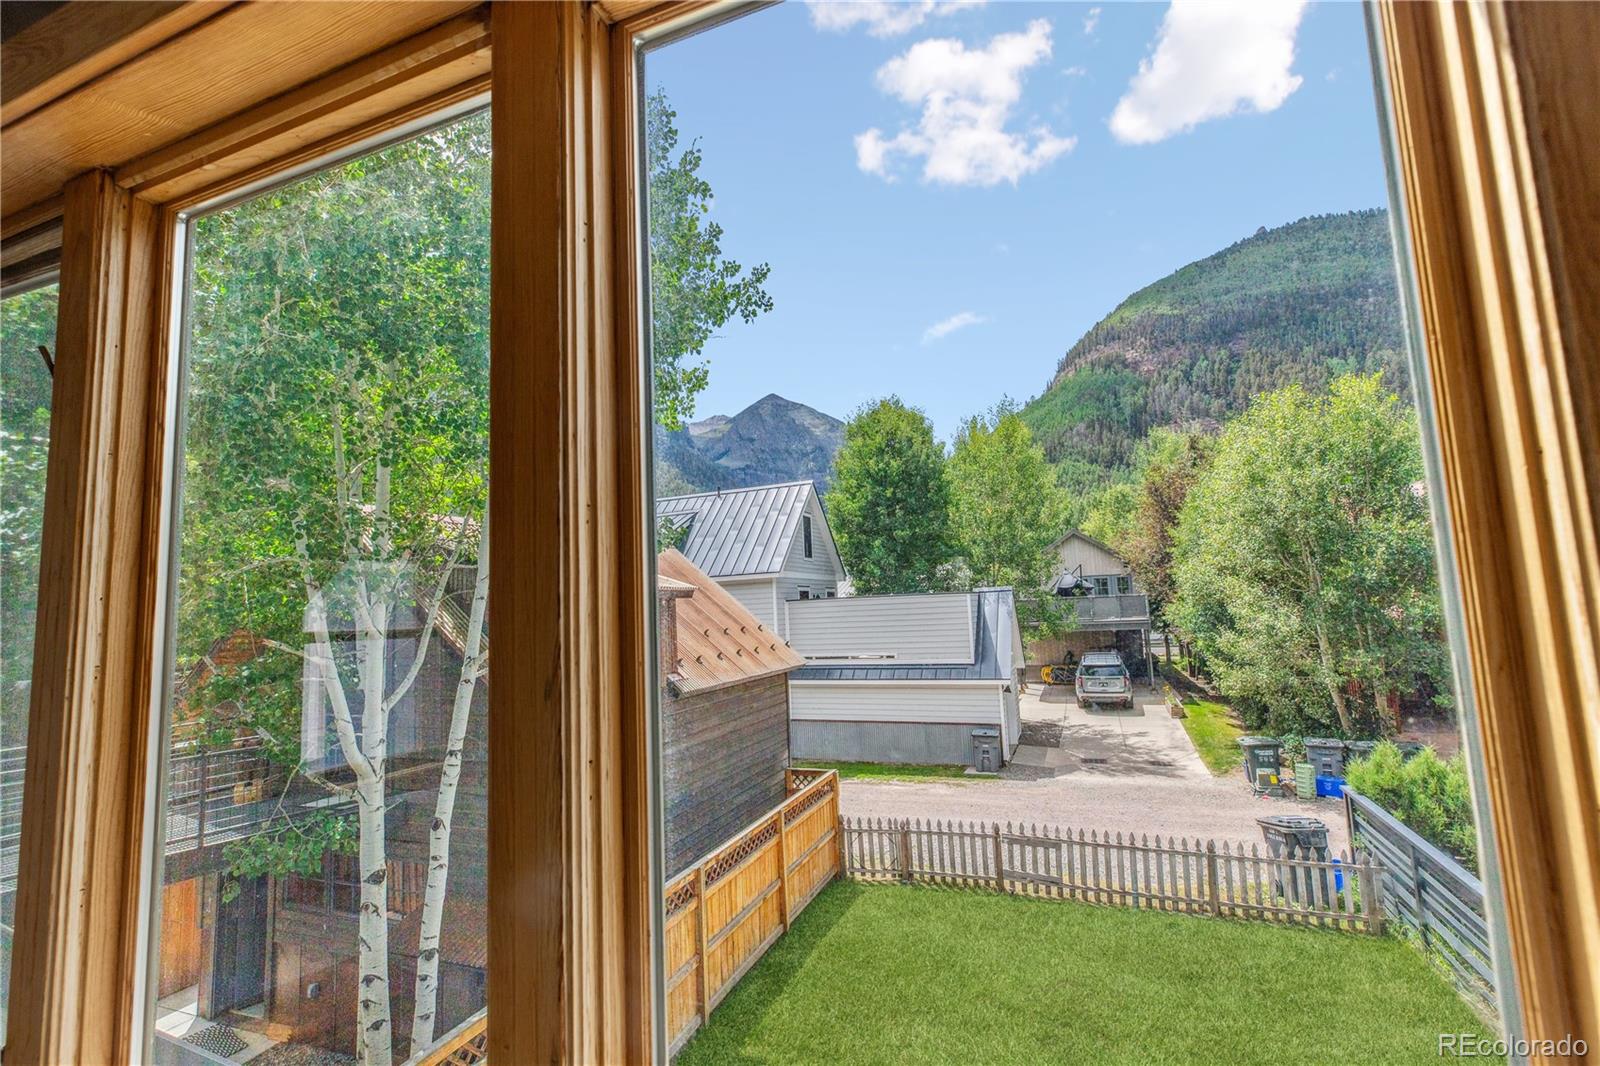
[663,769,841,1053]
[1345,789,1497,1012]
[843,816,1384,933]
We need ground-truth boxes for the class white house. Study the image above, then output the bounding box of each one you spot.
[655,481,845,638]
[1036,529,1155,684]
[784,588,1025,770]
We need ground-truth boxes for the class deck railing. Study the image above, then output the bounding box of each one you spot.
[1065,592,1151,626]
[1345,789,1497,1012]
[842,816,1384,933]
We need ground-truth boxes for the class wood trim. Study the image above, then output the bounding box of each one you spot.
[0,1,479,217]
[1,195,63,243]
[4,171,172,1065]
[161,72,491,215]
[487,3,652,1062]
[115,9,491,202]
[0,2,225,127]
[0,215,63,291]
[1376,1,1600,1052]
[598,0,722,34]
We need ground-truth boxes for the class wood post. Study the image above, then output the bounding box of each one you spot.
[5,171,168,1066]
[993,823,1005,894]
[899,819,912,883]
[1364,855,1385,936]
[836,808,848,881]
[776,810,790,932]
[1205,840,1221,917]
[695,865,710,1026]
[1407,839,1430,948]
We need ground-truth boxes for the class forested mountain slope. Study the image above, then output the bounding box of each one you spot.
[1021,210,1407,488]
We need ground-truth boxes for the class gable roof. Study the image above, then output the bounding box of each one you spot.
[658,548,805,696]
[1047,528,1123,561]
[791,588,1022,683]
[656,480,822,579]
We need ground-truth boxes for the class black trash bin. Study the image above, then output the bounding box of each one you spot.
[1256,815,1332,904]
[1303,737,1346,778]
[1237,736,1283,790]
[1345,740,1378,765]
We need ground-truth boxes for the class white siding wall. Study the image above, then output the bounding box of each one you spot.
[789,681,1002,725]
[1002,683,1021,758]
[775,497,846,606]
[785,593,974,664]
[716,578,780,633]
[1055,533,1133,583]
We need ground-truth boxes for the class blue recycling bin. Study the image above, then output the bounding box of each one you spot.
[1314,774,1346,798]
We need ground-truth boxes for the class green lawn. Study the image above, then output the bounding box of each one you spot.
[1180,700,1245,776]
[679,881,1496,1066]
[793,761,969,782]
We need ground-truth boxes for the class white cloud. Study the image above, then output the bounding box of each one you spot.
[856,18,1076,187]
[1062,65,1088,78]
[807,1,983,38]
[1109,0,1308,145]
[922,311,986,343]
[1082,6,1101,35]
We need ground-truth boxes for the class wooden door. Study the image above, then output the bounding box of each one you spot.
[208,873,268,1013]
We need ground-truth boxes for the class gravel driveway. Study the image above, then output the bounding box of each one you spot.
[841,685,1351,852]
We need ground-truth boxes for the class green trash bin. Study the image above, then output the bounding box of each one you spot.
[1238,736,1283,791]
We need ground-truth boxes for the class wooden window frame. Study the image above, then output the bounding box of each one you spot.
[0,1,1595,1062]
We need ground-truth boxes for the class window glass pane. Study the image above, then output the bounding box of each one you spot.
[150,112,489,1066]
[0,281,57,1040]
[643,2,1502,1060]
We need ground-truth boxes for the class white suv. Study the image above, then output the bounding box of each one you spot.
[1075,651,1133,708]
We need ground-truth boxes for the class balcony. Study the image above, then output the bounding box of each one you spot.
[1062,593,1151,630]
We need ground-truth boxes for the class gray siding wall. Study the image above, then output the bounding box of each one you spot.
[785,593,975,664]
[661,673,790,878]
[792,720,991,766]
[775,497,845,609]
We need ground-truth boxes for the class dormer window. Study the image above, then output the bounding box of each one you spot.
[803,514,813,558]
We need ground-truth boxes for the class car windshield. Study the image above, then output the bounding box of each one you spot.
[1081,666,1125,678]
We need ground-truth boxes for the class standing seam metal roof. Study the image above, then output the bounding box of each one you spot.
[656,481,814,578]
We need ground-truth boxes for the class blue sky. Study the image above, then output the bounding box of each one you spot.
[647,1,1392,440]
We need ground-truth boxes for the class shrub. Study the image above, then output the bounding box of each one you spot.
[1346,742,1479,870]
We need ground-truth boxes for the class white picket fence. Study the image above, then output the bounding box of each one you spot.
[842,816,1383,933]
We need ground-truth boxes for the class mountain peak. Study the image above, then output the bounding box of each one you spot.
[657,393,845,496]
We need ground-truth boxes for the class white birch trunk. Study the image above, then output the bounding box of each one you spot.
[354,590,394,1066]
[408,516,489,1053]
[355,774,393,1066]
